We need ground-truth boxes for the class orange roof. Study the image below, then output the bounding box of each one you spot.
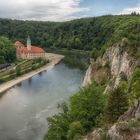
[15,41,24,47]
[17,46,45,54]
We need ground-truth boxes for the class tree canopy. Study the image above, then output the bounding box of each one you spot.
[0,15,139,55]
[0,37,16,64]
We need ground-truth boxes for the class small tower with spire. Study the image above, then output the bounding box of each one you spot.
[27,35,31,50]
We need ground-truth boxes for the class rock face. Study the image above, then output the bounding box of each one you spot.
[104,46,136,91]
[82,129,103,140]
[82,61,92,87]
[82,97,140,140]
[90,44,136,93]
[119,98,140,121]
[107,122,140,140]
[107,98,140,140]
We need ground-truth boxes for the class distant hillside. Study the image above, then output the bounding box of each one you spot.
[0,15,139,55]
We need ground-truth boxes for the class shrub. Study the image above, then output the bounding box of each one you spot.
[45,82,107,140]
[67,121,84,140]
[16,66,21,76]
[9,69,16,78]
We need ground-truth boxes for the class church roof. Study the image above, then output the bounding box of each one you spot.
[15,40,46,54]
[17,45,45,54]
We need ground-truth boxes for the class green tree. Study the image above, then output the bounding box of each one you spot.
[0,56,5,64]
[45,82,106,140]
[67,121,84,140]
[0,36,16,63]
[91,48,99,59]
[45,103,70,140]
[129,68,140,104]
[74,38,81,49]
[105,87,129,123]
[9,69,16,78]
[16,66,21,76]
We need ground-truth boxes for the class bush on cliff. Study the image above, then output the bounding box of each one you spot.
[105,85,129,124]
[44,82,107,140]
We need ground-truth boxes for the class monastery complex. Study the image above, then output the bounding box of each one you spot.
[15,36,46,59]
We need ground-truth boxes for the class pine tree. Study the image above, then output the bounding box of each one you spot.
[105,87,128,123]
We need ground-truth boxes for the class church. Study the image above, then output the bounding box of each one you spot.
[15,36,46,59]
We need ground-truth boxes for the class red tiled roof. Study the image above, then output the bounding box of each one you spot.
[17,46,45,54]
[15,41,24,47]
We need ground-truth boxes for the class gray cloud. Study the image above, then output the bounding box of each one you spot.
[0,0,89,21]
[118,3,140,15]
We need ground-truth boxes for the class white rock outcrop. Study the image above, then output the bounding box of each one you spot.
[95,45,136,93]
[103,45,134,87]
[82,62,92,87]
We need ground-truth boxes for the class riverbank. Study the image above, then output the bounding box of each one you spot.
[0,53,64,93]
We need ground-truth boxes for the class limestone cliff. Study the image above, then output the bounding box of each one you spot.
[87,44,138,93]
[82,62,92,87]
[82,42,140,140]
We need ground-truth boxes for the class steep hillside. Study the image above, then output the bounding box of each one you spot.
[82,40,140,140]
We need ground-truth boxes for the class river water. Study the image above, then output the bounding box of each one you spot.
[0,63,84,140]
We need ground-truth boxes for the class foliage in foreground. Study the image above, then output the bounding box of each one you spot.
[44,73,139,140]
[44,82,106,140]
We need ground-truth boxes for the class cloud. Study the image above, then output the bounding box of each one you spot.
[0,0,89,21]
[118,4,140,15]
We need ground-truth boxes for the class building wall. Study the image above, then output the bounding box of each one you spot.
[17,53,46,59]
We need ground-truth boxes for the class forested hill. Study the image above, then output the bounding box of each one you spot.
[0,15,140,54]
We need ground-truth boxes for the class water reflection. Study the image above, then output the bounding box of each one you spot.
[28,78,32,86]
[17,82,22,87]
[38,71,43,76]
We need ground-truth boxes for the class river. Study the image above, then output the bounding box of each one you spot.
[0,63,84,140]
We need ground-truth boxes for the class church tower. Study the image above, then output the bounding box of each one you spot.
[27,35,31,50]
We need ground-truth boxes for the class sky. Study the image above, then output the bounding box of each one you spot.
[0,0,140,21]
